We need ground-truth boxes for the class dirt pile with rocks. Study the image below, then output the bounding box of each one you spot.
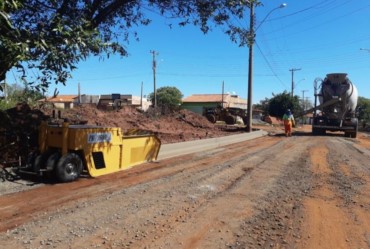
[0,103,247,182]
[56,104,243,144]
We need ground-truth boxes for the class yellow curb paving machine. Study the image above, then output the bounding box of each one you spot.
[20,122,161,182]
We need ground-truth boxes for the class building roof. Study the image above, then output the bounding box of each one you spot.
[40,95,78,103]
[183,94,247,108]
[182,94,229,103]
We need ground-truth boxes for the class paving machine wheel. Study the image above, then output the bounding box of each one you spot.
[55,153,83,182]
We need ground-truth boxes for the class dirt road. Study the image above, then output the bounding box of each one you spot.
[0,129,370,249]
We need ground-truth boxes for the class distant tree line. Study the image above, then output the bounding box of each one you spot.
[255,91,370,127]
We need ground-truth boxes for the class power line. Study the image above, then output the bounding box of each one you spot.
[268,0,339,21]
[261,1,369,40]
[255,42,287,89]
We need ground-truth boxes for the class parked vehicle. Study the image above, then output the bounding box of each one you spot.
[203,106,248,125]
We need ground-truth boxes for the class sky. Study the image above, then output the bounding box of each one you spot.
[8,0,370,104]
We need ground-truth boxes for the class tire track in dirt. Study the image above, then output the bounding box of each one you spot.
[140,137,312,249]
[83,137,288,249]
[300,137,370,249]
[0,136,278,233]
[2,134,370,249]
[0,136,281,248]
[0,135,298,249]
[327,138,370,248]
[229,136,314,248]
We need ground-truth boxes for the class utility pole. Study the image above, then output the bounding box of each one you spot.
[289,68,301,97]
[245,2,286,132]
[300,90,308,125]
[150,50,158,108]
[78,82,81,104]
[301,90,308,110]
[221,81,224,108]
[246,1,255,132]
[140,81,143,110]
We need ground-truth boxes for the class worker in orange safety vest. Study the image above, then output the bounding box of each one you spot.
[282,109,295,137]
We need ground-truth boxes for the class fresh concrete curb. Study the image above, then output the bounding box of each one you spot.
[158,129,268,160]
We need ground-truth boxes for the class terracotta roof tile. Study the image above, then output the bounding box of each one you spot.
[182,94,229,103]
[40,95,78,103]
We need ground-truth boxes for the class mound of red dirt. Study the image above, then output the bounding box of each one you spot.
[57,104,240,144]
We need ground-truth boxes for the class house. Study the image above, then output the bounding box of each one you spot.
[38,93,151,111]
[252,108,263,119]
[303,112,314,125]
[181,94,248,115]
[39,95,78,109]
[131,95,151,111]
[76,94,100,104]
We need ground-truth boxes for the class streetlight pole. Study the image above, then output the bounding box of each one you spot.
[246,2,287,132]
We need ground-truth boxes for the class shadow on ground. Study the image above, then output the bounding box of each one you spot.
[272,130,347,137]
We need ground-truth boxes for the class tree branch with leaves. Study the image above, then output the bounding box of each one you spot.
[1,0,254,92]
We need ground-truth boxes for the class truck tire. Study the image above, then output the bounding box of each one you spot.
[313,127,325,136]
[206,114,216,123]
[345,131,357,138]
[32,150,53,173]
[225,115,236,125]
[55,153,83,182]
[32,154,42,173]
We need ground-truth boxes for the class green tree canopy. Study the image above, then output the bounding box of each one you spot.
[254,97,270,115]
[267,91,301,118]
[357,96,370,125]
[1,0,253,92]
[148,86,183,112]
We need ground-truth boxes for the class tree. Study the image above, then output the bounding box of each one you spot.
[255,97,270,115]
[0,82,43,110]
[357,96,370,127]
[267,91,301,118]
[148,86,183,113]
[1,0,252,92]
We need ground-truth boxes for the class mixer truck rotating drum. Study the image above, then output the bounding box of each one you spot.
[312,73,358,138]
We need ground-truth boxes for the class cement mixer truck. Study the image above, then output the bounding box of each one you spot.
[312,73,358,137]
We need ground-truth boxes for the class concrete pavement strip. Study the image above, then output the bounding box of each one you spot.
[157,129,268,160]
